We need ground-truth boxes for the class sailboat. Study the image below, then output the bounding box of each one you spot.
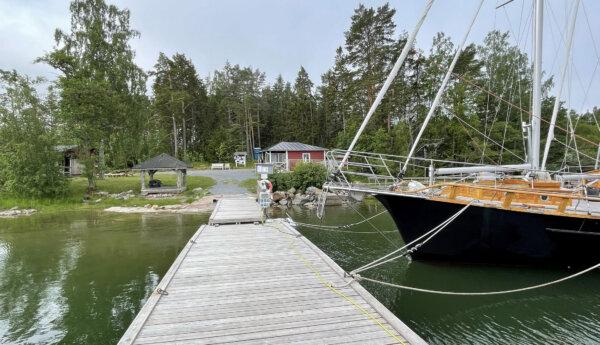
[324,0,600,266]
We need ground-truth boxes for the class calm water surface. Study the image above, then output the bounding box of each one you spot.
[1,203,599,344]
[282,201,600,345]
[0,210,206,344]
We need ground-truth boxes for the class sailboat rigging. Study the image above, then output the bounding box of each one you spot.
[325,0,600,266]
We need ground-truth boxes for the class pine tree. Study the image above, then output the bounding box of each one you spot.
[151,53,208,161]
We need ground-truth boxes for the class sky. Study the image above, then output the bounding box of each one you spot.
[1,0,600,112]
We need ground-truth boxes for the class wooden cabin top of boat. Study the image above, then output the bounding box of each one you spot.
[391,180,600,220]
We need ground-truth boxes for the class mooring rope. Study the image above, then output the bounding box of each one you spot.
[340,193,398,245]
[356,261,600,296]
[351,202,473,275]
[285,210,388,230]
[293,225,398,234]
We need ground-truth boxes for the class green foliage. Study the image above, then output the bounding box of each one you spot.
[292,162,328,191]
[38,0,149,190]
[270,163,328,192]
[151,52,208,160]
[270,172,294,192]
[0,70,68,198]
[0,173,215,213]
[3,0,599,206]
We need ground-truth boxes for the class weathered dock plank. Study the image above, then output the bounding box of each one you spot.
[119,197,426,345]
[208,196,263,225]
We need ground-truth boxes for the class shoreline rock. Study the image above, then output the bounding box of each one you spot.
[0,207,37,218]
[270,187,348,210]
[104,195,217,214]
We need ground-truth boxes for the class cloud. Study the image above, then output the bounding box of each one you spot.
[1,0,600,112]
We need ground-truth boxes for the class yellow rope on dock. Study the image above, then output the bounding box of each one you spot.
[282,228,407,344]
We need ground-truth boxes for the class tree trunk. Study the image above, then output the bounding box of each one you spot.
[172,115,178,158]
[181,100,187,160]
[256,105,261,149]
[244,100,250,154]
[169,74,178,158]
[98,139,105,180]
[82,144,96,192]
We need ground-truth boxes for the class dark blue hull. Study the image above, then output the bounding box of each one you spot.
[376,194,600,266]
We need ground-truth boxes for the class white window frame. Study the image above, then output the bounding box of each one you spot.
[302,152,311,162]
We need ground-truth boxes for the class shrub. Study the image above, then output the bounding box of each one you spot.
[0,70,68,198]
[291,162,327,191]
[270,171,294,192]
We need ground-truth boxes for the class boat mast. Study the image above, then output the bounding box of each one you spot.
[530,0,544,170]
[338,0,435,170]
[401,0,484,175]
[541,0,579,171]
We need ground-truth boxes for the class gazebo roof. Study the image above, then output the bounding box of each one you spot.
[133,153,191,170]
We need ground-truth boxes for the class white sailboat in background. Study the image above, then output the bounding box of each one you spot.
[324,0,600,265]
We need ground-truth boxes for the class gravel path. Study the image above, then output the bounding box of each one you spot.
[189,169,256,195]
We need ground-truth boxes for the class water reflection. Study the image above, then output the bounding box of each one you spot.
[1,202,598,344]
[0,211,206,344]
[283,200,600,345]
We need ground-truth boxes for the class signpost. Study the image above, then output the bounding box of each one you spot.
[255,164,274,212]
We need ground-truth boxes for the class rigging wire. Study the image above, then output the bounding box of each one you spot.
[351,203,473,275]
[341,195,398,246]
[454,73,599,149]
[452,113,525,161]
[581,2,600,131]
[502,0,533,158]
[402,0,485,174]
[454,118,501,166]
[481,2,499,163]
[553,136,597,162]
[357,261,600,296]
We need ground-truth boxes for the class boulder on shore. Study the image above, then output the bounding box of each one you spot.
[305,186,322,195]
[272,191,287,202]
[292,194,304,205]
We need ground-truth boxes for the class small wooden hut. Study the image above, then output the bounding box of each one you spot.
[262,142,327,171]
[133,153,191,195]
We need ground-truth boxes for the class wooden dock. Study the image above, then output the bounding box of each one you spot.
[119,197,425,344]
[209,196,263,225]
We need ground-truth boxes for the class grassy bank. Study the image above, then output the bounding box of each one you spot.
[0,172,215,213]
[240,178,257,193]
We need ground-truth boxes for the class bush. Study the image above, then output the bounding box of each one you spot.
[0,70,68,198]
[270,171,294,192]
[291,162,327,191]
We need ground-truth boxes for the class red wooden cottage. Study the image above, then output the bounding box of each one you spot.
[262,142,327,171]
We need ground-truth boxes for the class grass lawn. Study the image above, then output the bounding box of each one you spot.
[0,172,215,213]
[240,178,258,193]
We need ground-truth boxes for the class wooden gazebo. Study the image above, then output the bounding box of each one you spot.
[133,153,191,195]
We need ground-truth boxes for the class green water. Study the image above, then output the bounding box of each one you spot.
[282,201,600,345]
[0,211,206,344]
[0,204,599,344]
